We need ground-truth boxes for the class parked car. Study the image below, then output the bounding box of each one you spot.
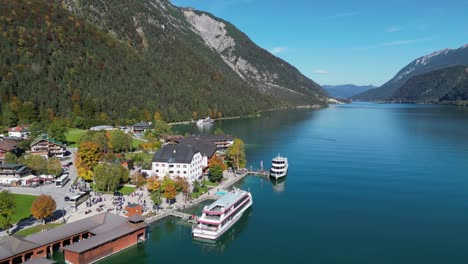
[113,192,123,197]
[64,196,70,201]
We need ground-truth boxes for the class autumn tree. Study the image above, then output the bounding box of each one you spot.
[76,141,101,176]
[0,190,16,234]
[163,183,177,204]
[130,172,146,187]
[147,176,162,193]
[226,138,246,169]
[47,158,63,176]
[31,195,56,224]
[175,176,190,198]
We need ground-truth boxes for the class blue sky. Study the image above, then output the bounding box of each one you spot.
[170,0,468,86]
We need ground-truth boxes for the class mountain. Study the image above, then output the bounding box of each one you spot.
[352,44,468,101]
[389,65,468,103]
[322,84,376,99]
[0,0,327,127]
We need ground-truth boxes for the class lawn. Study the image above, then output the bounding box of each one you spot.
[131,137,146,149]
[12,194,37,224]
[126,152,153,163]
[90,183,135,195]
[65,128,87,147]
[14,223,64,236]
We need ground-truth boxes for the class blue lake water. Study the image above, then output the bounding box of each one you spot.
[100,103,468,263]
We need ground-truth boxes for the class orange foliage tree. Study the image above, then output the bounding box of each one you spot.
[31,195,56,224]
[146,176,161,192]
[163,183,177,203]
[76,141,101,180]
[209,155,227,171]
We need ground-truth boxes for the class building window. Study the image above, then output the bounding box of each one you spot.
[155,163,159,167]
[162,164,166,167]
[183,165,187,168]
[37,250,44,255]
[177,165,180,168]
[183,171,187,174]
[177,171,180,174]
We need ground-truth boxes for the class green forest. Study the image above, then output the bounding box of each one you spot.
[0,0,326,129]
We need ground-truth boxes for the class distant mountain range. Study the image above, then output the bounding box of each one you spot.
[352,44,468,102]
[0,0,327,126]
[322,84,376,99]
[389,65,468,103]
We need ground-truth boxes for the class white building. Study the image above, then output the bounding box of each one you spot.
[150,144,203,182]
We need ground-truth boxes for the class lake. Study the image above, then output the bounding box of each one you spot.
[100,103,468,263]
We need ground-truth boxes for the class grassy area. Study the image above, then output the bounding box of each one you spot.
[119,186,135,195]
[14,223,64,236]
[131,137,146,149]
[65,128,87,147]
[202,180,219,187]
[126,152,153,163]
[90,183,135,195]
[12,194,36,224]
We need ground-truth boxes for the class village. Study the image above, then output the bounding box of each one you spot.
[0,121,251,264]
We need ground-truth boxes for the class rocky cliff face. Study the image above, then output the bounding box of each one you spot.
[65,0,327,106]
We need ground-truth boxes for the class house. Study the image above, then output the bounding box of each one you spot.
[176,134,234,151]
[124,203,142,217]
[7,125,29,139]
[161,135,184,144]
[176,136,217,169]
[131,122,152,135]
[0,139,18,164]
[0,164,30,185]
[150,144,203,182]
[29,136,66,159]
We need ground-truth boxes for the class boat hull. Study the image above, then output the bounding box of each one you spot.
[192,199,253,240]
[270,170,288,179]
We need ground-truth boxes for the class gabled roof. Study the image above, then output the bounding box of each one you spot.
[0,139,18,151]
[0,164,27,172]
[30,136,65,148]
[177,134,234,143]
[132,122,152,128]
[152,144,199,164]
[7,125,29,133]
[0,236,39,260]
[177,137,216,158]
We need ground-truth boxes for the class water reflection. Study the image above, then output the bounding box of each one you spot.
[270,177,286,193]
[192,208,252,253]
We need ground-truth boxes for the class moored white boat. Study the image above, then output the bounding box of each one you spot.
[196,117,214,126]
[192,188,253,240]
[270,154,288,179]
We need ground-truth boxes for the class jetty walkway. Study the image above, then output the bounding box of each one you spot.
[145,169,270,224]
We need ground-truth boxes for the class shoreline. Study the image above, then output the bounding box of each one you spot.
[168,104,326,126]
[144,170,250,224]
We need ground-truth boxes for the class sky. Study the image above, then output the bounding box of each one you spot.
[170,0,468,86]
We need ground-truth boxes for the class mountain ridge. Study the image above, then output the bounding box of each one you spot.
[0,0,327,127]
[352,44,468,101]
[322,84,376,99]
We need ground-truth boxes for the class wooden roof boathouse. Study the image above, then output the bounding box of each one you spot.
[0,213,146,264]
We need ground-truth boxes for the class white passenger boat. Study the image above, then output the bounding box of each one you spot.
[192,188,253,240]
[196,117,214,126]
[270,154,288,179]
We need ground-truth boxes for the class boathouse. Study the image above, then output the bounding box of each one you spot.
[0,213,146,264]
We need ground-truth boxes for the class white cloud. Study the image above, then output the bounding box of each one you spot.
[314,69,329,74]
[270,47,286,54]
[381,39,416,46]
[386,26,402,33]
